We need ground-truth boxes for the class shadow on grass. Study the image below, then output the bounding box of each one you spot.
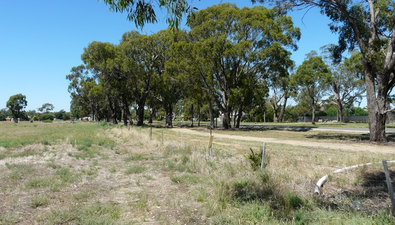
[306,133,395,142]
[321,169,395,213]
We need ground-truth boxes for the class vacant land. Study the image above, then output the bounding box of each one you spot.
[1,121,395,224]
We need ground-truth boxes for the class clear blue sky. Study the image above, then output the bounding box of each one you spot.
[0,0,338,112]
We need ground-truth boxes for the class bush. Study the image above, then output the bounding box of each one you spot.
[247,148,270,171]
[41,114,55,121]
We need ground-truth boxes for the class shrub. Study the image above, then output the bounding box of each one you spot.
[41,114,55,121]
[247,148,270,171]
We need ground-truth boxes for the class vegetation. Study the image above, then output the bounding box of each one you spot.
[252,0,395,142]
[0,122,394,223]
[6,93,27,122]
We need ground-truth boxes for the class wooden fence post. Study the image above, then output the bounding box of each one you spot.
[383,160,395,214]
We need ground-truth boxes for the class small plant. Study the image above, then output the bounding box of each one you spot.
[247,148,270,171]
[125,165,147,174]
[30,195,49,208]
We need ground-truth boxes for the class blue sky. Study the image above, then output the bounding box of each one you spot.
[0,0,338,112]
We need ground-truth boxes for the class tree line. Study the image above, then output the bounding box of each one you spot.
[67,3,373,130]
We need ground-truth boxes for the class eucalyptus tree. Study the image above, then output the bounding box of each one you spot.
[185,3,300,129]
[154,29,189,127]
[66,65,107,121]
[326,51,365,122]
[293,53,332,125]
[267,72,296,122]
[252,0,395,142]
[6,94,27,122]
[119,31,163,126]
[81,42,123,124]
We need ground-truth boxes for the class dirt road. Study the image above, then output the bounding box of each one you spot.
[173,128,395,154]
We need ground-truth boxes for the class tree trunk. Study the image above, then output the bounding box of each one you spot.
[190,104,194,127]
[279,96,288,122]
[197,104,201,127]
[311,107,316,125]
[148,107,154,124]
[125,105,133,125]
[337,99,343,122]
[365,67,387,142]
[236,107,242,128]
[223,111,231,129]
[165,103,173,128]
[209,100,214,128]
[136,104,144,126]
[273,113,278,123]
[107,98,117,124]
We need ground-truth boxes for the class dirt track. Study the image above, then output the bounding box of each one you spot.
[173,128,395,154]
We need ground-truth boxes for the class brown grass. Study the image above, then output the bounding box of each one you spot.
[0,122,394,224]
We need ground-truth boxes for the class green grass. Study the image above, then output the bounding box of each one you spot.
[125,164,147,174]
[30,195,50,208]
[0,122,115,150]
[41,201,120,224]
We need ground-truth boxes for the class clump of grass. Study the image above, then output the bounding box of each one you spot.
[170,174,200,185]
[0,213,20,224]
[125,165,147,174]
[42,201,120,224]
[30,195,49,208]
[124,153,149,162]
[25,177,56,189]
[6,163,36,180]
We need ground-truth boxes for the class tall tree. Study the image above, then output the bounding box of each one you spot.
[155,29,189,127]
[185,3,300,129]
[326,51,365,122]
[293,53,332,125]
[252,0,395,142]
[66,65,107,121]
[119,31,162,126]
[81,41,124,124]
[6,94,27,122]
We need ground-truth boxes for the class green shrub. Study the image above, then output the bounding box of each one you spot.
[41,114,55,121]
[247,148,270,171]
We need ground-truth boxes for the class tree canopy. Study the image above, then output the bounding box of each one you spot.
[6,94,27,122]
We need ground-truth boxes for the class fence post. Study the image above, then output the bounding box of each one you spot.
[383,160,395,214]
[261,142,266,169]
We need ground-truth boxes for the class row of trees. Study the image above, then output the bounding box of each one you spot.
[2,94,70,122]
[100,1,395,142]
[67,3,301,129]
[68,3,372,128]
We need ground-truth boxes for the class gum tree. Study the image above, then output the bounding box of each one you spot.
[6,93,27,122]
[252,0,395,142]
[185,3,300,129]
[293,53,332,125]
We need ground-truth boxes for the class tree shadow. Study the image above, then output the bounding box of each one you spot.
[307,133,395,143]
[320,170,395,213]
[235,125,314,132]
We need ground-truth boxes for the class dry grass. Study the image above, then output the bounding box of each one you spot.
[0,121,394,224]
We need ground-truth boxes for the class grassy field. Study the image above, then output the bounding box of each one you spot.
[0,121,395,224]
